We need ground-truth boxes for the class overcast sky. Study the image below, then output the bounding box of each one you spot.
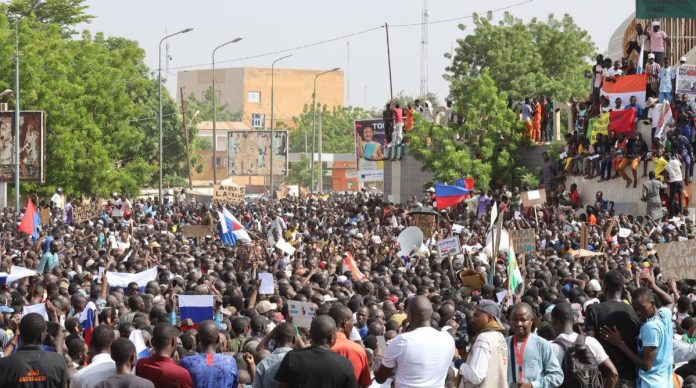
[78,0,634,109]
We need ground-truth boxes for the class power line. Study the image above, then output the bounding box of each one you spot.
[166,0,534,72]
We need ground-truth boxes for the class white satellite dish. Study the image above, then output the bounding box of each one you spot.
[397,226,424,257]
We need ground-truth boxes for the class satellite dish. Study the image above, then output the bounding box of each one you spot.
[397,226,424,257]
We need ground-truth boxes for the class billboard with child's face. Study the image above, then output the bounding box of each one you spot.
[0,111,45,182]
[355,119,386,183]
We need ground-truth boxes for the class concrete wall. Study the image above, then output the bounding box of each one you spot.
[384,150,433,203]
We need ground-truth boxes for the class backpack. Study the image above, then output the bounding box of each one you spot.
[554,335,602,388]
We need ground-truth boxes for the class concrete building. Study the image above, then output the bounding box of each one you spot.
[177,67,344,129]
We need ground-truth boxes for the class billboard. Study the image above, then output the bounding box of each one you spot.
[227,130,288,176]
[355,119,386,182]
[0,111,45,182]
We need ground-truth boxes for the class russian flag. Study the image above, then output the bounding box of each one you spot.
[79,301,97,347]
[435,183,472,209]
[600,74,648,106]
[19,198,41,242]
[178,295,214,325]
[218,209,252,245]
[455,178,476,191]
[128,329,151,359]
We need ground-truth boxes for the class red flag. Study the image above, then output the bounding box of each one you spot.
[19,198,36,236]
[609,108,637,134]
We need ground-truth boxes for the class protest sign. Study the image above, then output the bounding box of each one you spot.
[39,208,50,225]
[182,225,211,239]
[73,203,101,223]
[411,213,436,239]
[655,240,696,280]
[275,238,296,256]
[676,64,696,102]
[510,229,536,253]
[288,300,316,329]
[437,236,461,257]
[214,184,245,205]
[258,272,275,295]
[521,189,546,207]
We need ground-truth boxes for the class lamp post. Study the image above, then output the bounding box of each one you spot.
[211,37,242,186]
[158,27,193,201]
[270,54,292,197]
[310,67,340,192]
[14,0,45,211]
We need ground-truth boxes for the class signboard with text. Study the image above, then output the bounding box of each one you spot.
[655,240,696,280]
[214,184,245,205]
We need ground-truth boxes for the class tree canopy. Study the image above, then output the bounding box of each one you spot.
[0,1,187,197]
[445,12,596,102]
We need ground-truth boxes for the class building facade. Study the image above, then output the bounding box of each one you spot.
[177,67,344,129]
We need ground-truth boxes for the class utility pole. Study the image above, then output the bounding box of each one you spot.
[318,111,323,192]
[385,23,394,101]
[180,87,193,189]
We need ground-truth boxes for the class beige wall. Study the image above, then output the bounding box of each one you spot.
[178,67,344,129]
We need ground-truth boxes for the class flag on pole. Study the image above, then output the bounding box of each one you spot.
[79,301,97,347]
[435,183,472,209]
[507,236,523,293]
[217,209,252,246]
[19,198,40,241]
[637,36,645,75]
[178,295,214,325]
[600,74,648,106]
[128,329,151,359]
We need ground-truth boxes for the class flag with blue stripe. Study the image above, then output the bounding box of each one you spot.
[128,329,151,359]
[178,295,214,324]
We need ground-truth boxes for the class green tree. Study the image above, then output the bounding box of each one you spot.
[8,0,93,36]
[185,86,241,123]
[445,12,596,101]
[284,154,315,189]
[0,4,188,197]
[409,70,521,189]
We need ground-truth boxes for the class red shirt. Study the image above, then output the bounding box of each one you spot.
[569,190,581,208]
[392,107,404,124]
[136,354,193,388]
[331,332,372,386]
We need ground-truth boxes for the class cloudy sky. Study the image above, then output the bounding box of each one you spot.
[79,0,634,109]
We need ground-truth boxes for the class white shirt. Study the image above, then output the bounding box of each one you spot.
[665,159,683,183]
[51,193,63,209]
[70,353,116,388]
[382,326,455,388]
[458,332,492,385]
[550,332,609,366]
[605,68,623,77]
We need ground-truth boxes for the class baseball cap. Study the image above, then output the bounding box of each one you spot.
[476,299,503,326]
[256,300,278,314]
[587,279,602,292]
[681,56,688,63]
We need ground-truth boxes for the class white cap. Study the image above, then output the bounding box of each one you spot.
[680,56,687,63]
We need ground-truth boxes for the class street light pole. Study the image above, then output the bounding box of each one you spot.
[211,37,242,186]
[14,0,45,211]
[158,27,193,202]
[270,54,292,197]
[310,67,340,192]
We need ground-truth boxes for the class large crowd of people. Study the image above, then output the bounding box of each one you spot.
[0,181,692,388]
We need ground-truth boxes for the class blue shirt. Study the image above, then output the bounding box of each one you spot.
[37,251,59,274]
[180,353,238,388]
[659,67,675,93]
[506,334,564,388]
[42,235,54,254]
[624,103,644,117]
[638,307,673,388]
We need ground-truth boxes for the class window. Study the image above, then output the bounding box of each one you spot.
[248,91,261,103]
[215,156,227,168]
[252,113,265,129]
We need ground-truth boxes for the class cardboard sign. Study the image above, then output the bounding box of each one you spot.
[411,213,436,239]
[288,300,316,329]
[39,208,50,225]
[510,229,536,253]
[521,189,546,207]
[214,184,245,205]
[655,240,696,280]
[182,225,211,239]
[437,236,461,257]
[275,238,296,256]
[73,203,101,223]
[581,223,589,250]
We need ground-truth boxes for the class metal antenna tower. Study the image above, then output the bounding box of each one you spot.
[419,0,429,98]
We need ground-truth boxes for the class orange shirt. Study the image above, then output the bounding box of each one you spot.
[331,331,372,386]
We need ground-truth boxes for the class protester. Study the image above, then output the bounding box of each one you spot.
[94,338,154,388]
